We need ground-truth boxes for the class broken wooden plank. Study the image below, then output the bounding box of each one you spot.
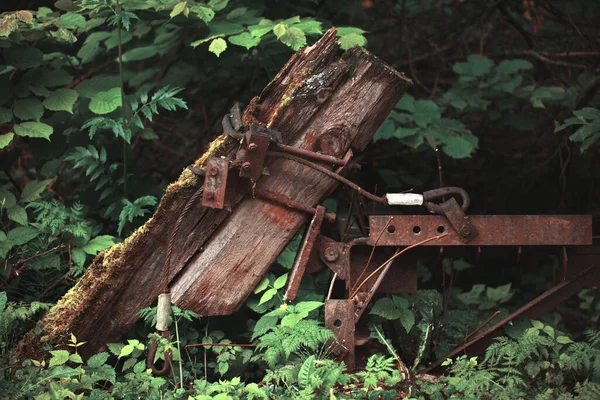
[13,28,411,361]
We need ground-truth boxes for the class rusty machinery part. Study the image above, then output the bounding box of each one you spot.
[422,186,471,213]
[146,329,173,376]
[254,189,336,223]
[285,206,328,301]
[367,215,592,247]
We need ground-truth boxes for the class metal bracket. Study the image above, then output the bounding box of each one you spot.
[325,299,356,370]
[238,125,271,180]
[285,206,327,301]
[201,157,229,209]
[439,197,478,242]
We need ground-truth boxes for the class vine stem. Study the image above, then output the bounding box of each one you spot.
[115,0,128,200]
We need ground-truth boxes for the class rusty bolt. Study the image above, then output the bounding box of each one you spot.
[324,247,339,262]
[205,192,215,200]
[460,226,472,237]
[242,162,252,170]
[248,143,258,152]
[208,167,218,176]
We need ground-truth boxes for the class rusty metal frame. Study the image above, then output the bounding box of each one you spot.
[368,215,592,247]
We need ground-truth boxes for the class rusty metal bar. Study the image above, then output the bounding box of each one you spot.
[368,215,592,246]
[285,206,326,301]
[423,263,600,373]
[325,299,356,370]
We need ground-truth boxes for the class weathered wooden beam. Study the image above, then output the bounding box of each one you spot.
[13,28,411,361]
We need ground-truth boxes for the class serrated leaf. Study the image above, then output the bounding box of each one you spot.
[69,353,83,364]
[106,343,124,356]
[0,188,16,208]
[338,33,366,50]
[209,38,227,57]
[87,352,110,367]
[0,132,14,149]
[43,89,78,114]
[7,206,27,225]
[0,107,11,123]
[57,12,86,30]
[13,122,53,140]
[273,23,286,39]
[248,19,274,37]
[21,179,53,202]
[279,27,306,51]
[556,336,574,344]
[190,5,215,23]
[49,350,70,367]
[0,16,18,37]
[89,88,122,114]
[77,41,101,64]
[252,315,278,340]
[2,45,43,69]
[170,2,187,18]
[228,32,260,49]
[337,27,366,36]
[496,59,533,75]
[82,235,115,255]
[16,11,34,24]
[54,0,77,12]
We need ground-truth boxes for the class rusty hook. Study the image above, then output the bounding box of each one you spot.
[146,330,173,376]
[423,187,471,214]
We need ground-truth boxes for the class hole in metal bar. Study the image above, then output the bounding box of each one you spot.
[413,226,421,234]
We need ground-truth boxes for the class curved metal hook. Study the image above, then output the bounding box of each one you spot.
[423,187,471,214]
[146,330,173,376]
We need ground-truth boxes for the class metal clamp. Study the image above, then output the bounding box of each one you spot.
[423,187,471,214]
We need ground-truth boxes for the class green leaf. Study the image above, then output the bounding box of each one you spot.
[43,69,74,87]
[43,89,79,114]
[2,45,43,69]
[254,276,269,293]
[209,38,227,57]
[89,88,122,114]
[338,33,366,50]
[40,159,62,177]
[336,27,366,36]
[121,45,159,62]
[0,132,14,149]
[21,179,53,202]
[170,2,188,18]
[7,206,27,225]
[228,32,260,49]
[273,273,288,290]
[87,352,110,367]
[556,336,574,344]
[57,12,86,30]
[7,227,39,245]
[486,283,512,303]
[208,0,229,11]
[54,0,78,12]
[0,291,6,312]
[82,235,115,255]
[72,248,86,267]
[0,237,12,258]
[496,59,533,75]
[49,350,70,368]
[258,288,277,305]
[76,76,120,98]
[69,353,83,364]
[190,5,215,23]
[0,188,16,208]
[252,315,278,339]
[0,16,18,37]
[574,107,600,121]
[0,107,12,123]
[78,42,101,64]
[295,20,322,35]
[273,23,286,39]
[226,7,247,20]
[413,100,441,127]
[13,122,54,140]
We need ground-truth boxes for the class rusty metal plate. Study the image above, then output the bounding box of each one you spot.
[239,131,271,180]
[201,157,229,209]
[284,206,326,301]
[325,299,355,370]
[368,215,592,246]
